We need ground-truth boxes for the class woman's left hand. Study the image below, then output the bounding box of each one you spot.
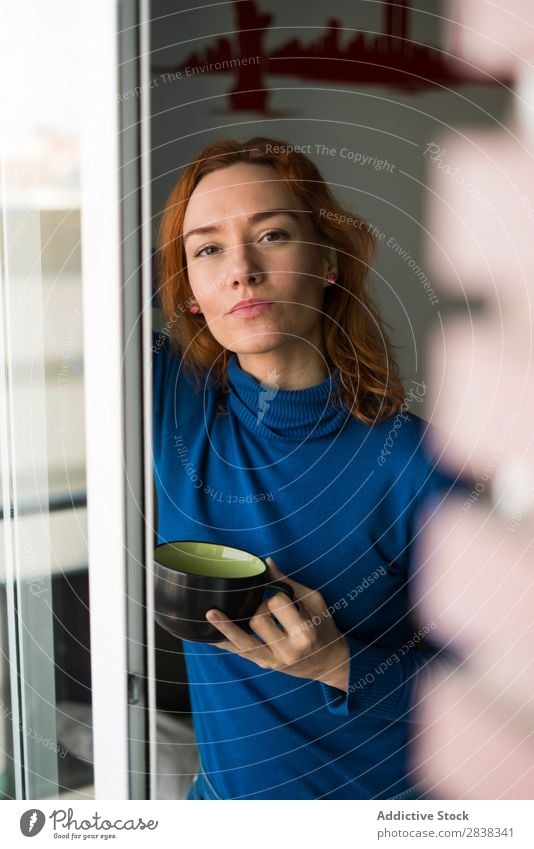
[206,557,350,692]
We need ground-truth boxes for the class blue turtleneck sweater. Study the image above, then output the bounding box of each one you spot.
[152,329,463,800]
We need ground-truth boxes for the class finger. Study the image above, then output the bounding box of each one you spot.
[265,558,324,610]
[265,556,281,574]
[248,600,290,647]
[206,609,270,657]
[208,639,238,651]
[265,557,299,595]
[265,591,312,638]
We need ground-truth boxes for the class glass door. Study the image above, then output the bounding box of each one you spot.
[0,0,154,800]
[0,0,92,800]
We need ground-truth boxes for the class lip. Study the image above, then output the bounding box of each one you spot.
[228,299,275,317]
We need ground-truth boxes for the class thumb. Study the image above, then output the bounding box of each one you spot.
[266,556,305,592]
[266,556,307,614]
[265,555,284,576]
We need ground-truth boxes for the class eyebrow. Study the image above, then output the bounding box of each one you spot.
[183,209,303,244]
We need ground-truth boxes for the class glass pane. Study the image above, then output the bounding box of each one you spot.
[0,0,93,799]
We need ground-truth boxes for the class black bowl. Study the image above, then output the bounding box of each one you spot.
[154,540,295,643]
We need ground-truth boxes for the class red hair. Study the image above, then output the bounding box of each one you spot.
[156,136,405,424]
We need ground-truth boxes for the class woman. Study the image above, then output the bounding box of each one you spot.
[153,136,457,800]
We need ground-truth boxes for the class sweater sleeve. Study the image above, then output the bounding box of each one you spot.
[319,632,448,721]
[319,445,473,721]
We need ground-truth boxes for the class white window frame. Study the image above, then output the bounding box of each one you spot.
[80,0,155,800]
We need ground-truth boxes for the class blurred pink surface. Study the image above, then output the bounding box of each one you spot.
[447,0,534,76]
[422,131,534,301]
[425,316,534,479]
[417,0,534,798]
[412,500,534,799]
[415,500,534,702]
[412,670,534,799]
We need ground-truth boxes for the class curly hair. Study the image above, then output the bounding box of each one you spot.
[156,136,406,425]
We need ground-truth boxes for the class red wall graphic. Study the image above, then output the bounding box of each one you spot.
[151,0,511,114]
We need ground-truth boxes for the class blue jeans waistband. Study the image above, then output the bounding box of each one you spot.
[185,761,423,801]
[388,782,425,800]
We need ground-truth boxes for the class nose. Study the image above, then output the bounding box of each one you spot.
[223,239,265,288]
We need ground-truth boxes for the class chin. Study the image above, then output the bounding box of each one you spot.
[228,334,285,355]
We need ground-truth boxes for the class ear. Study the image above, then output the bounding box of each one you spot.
[322,246,338,283]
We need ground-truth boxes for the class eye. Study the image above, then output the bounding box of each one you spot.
[193,230,289,258]
[260,229,288,243]
[194,244,220,258]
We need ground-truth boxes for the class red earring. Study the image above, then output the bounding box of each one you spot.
[326,273,337,285]
[189,304,200,314]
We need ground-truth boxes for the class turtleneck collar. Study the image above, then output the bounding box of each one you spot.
[225,353,350,441]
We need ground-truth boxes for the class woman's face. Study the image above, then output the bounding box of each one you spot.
[182,162,336,357]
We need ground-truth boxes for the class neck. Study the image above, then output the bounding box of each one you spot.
[235,339,329,390]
